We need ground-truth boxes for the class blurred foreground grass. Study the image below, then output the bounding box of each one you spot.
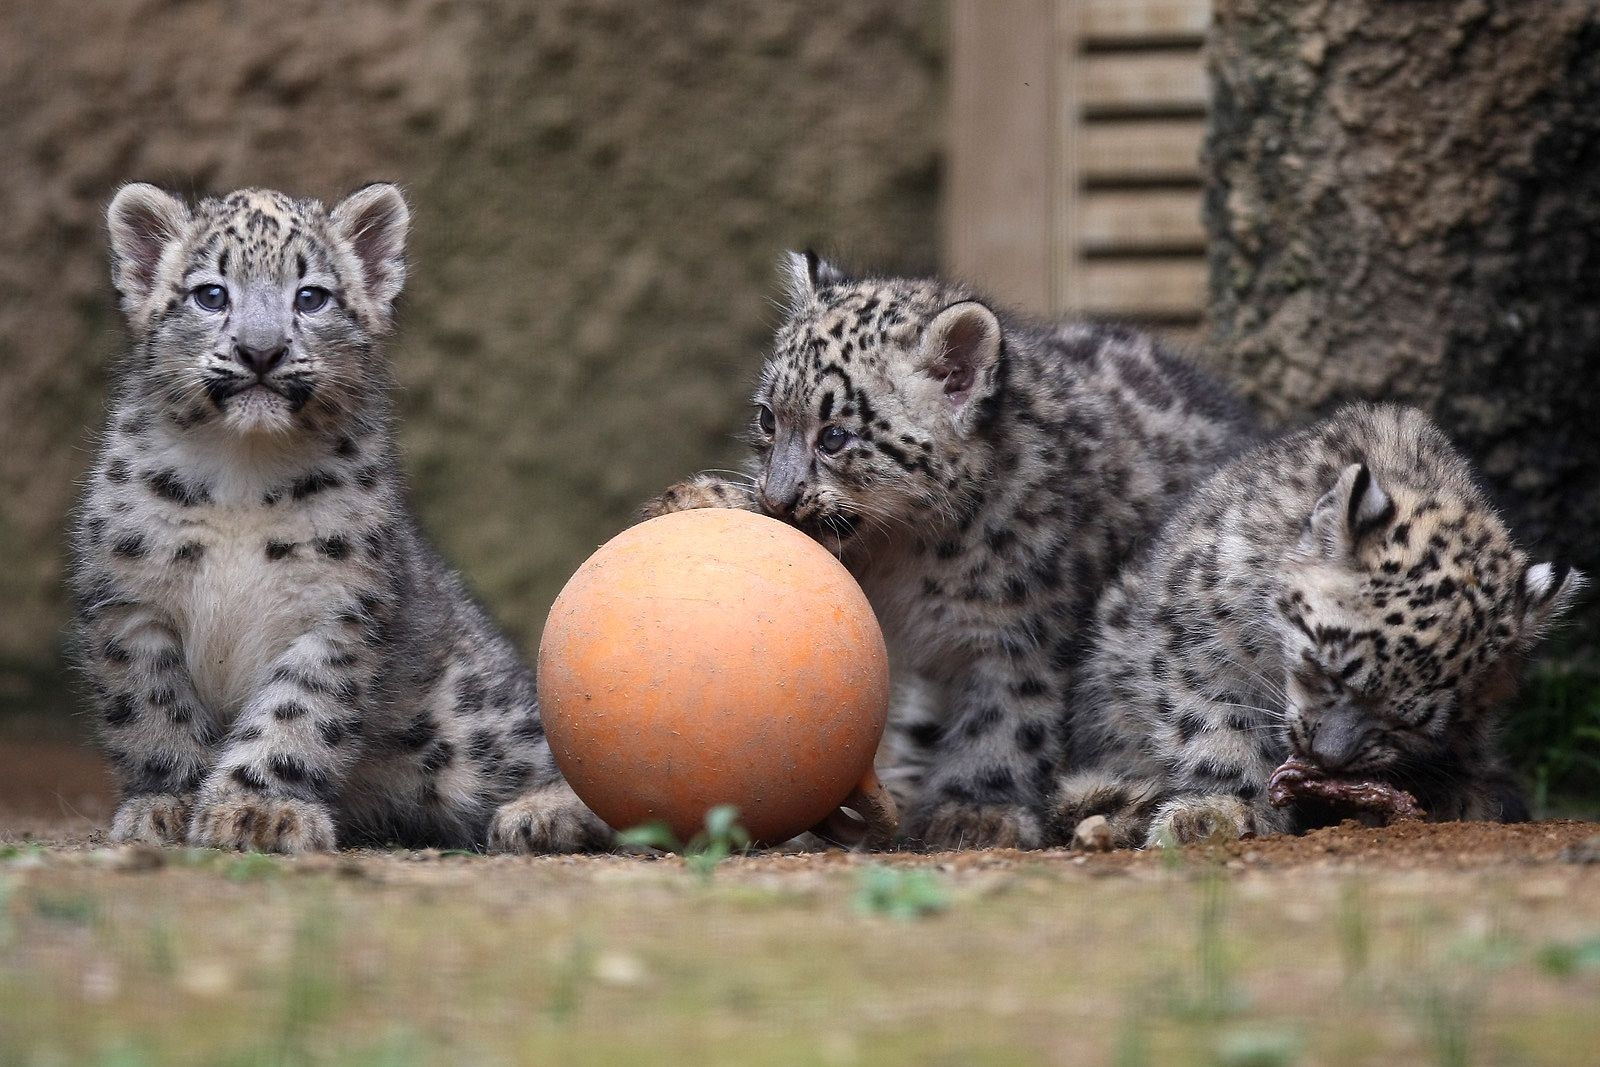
[1,843,1597,1066]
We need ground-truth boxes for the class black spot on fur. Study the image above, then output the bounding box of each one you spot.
[314,535,350,560]
[270,756,309,783]
[105,693,138,727]
[145,468,211,507]
[961,704,1005,738]
[1015,720,1048,754]
[454,675,486,715]
[230,765,269,793]
[111,534,146,559]
[291,469,342,500]
[265,540,296,561]
[272,701,310,722]
[1011,676,1048,699]
[394,716,437,750]
[421,739,455,775]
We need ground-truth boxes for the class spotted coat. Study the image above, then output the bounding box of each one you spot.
[71,184,606,854]
[645,254,1255,848]
[1050,404,1584,849]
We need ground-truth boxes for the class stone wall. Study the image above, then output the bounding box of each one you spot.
[0,0,944,710]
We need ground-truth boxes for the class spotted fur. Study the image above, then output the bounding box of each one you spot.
[71,183,607,854]
[1050,404,1584,849]
[644,253,1255,848]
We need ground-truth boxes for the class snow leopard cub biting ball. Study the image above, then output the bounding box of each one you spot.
[645,253,1255,849]
[1051,403,1584,849]
[71,183,608,854]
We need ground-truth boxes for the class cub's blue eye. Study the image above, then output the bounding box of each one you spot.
[818,426,852,455]
[757,404,776,435]
[192,284,228,312]
[295,286,330,313]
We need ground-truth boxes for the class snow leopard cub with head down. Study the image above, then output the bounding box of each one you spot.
[1051,404,1584,849]
[644,253,1255,849]
[71,183,608,854]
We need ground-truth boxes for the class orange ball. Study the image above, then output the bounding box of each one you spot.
[537,508,892,846]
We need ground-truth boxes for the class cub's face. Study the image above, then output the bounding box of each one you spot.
[1278,462,1582,779]
[748,253,1004,551]
[105,183,409,437]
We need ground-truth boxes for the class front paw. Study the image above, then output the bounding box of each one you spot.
[1146,795,1255,848]
[189,795,337,854]
[908,801,1042,851]
[639,475,751,521]
[111,794,194,846]
[487,783,612,854]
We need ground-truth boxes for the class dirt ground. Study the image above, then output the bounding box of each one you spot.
[3,735,1599,1066]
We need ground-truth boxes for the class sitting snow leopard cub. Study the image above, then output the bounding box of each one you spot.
[644,253,1255,849]
[1050,404,1583,849]
[71,183,608,854]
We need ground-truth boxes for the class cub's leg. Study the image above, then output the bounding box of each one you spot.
[903,654,1061,851]
[1143,713,1292,847]
[189,617,377,854]
[81,609,216,846]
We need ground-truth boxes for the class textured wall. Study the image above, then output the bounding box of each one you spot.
[1203,0,1600,612]
[0,0,943,710]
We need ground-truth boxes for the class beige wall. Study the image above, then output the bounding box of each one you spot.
[0,1,944,712]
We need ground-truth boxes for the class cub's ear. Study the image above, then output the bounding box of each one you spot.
[1307,462,1395,558]
[331,183,410,312]
[106,183,191,314]
[1520,562,1585,635]
[918,300,1003,433]
[780,249,847,309]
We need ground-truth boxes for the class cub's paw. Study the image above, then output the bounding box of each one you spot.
[1046,770,1165,851]
[487,783,612,854]
[1145,795,1255,848]
[189,796,337,854]
[111,794,193,846]
[908,801,1043,851]
[639,475,753,521]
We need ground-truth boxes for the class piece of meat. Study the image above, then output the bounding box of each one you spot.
[1268,756,1426,823]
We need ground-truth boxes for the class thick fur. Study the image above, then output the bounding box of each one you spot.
[1050,404,1584,849]
[645,254,1255,848]
[72,184,608,854]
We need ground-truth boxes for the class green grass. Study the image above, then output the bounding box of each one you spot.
[2,845,1597,1067]
[1503,654,1600,816]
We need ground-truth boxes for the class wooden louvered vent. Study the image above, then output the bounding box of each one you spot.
[945,0,1211,341]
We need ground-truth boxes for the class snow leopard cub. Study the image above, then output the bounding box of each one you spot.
[645,253,1255,849]
[71,183,608,854]
[1051,404,1584,849]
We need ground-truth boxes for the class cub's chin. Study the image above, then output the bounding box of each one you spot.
[220,385,297,436]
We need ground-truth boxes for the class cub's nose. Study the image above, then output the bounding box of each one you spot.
[235,343,287,377]
[758,487,797,518]
[1308,704,1370,773]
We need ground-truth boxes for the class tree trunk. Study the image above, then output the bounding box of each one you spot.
[1203,0,1600,597]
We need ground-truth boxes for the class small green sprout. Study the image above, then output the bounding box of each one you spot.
[615,804,751,881]
[1536,936,1600,977]
[852,864,950,921]
[224,852,281,882]
[1215,1026,1301,1067]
